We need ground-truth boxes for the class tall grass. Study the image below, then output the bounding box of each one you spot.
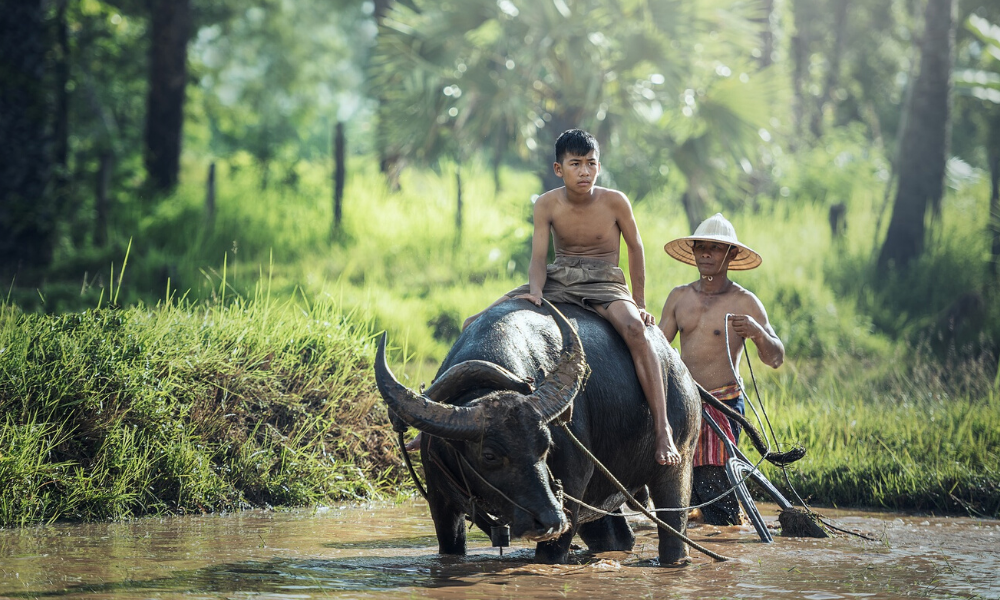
[0,288,398,527]
[753,349,1000,516]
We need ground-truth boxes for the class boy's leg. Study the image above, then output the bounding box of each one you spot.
[593,300,681,465]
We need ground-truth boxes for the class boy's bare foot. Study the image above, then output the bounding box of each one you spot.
[404,432,422,452]
[655,433,682,465]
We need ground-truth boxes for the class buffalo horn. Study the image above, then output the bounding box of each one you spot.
[374,333,486,440]
[531,299,587,423]
[424,360,534,402]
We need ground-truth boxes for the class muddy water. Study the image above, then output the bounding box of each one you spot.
[0,500,997,599]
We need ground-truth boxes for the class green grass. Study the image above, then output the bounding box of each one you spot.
[0,289,401,527]
[738,344,1000,517]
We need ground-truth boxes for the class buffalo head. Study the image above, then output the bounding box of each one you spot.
[375,300,587,542]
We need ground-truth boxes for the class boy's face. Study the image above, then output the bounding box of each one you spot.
[553,150,600,193]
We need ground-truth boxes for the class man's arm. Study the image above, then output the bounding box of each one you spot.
[614,193,654,325]
[729,293,784,368]
[516,197,553,306]
[659,288,682,343]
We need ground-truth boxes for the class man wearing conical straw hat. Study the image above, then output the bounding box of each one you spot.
[660,213,785,525]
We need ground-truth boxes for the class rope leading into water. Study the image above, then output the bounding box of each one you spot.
[728,318,878,542]
[555,421,731,562]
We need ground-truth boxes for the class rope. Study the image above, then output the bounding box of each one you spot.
[724,314,878,542]
[397,431,428,500]
[556,421,730,562]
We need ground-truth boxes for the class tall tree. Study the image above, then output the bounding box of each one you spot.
[955,13,1000,276]
[878,0,956,272]
[0,0,55,277]
[144,0,191,193]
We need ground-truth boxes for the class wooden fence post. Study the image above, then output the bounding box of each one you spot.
[332,121,345,239]
[206,161,216,226]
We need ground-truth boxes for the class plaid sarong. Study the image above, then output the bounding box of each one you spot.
[693,382,742,467]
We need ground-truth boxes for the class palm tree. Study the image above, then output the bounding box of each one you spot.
[956,13,1000,275]
[878,0,956,273]
[372,0,776,227]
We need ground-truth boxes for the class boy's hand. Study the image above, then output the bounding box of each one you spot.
[638,308,656,326]
[514,293,543,306]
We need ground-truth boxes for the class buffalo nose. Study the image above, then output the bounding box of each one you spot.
[534,510,566,535]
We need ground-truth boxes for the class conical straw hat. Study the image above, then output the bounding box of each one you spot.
[664,213,762,270]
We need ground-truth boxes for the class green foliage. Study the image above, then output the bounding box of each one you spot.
[190,0,373,173]
[0,294,395,526]
[373,0,781,205]
[755,347,1000,516]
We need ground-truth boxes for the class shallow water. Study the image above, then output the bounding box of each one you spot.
[0,500,997,599]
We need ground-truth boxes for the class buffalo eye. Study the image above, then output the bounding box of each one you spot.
[481,448,502,467]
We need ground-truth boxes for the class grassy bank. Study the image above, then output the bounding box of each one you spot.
[751,349,1000,517]
[0,293,400,528]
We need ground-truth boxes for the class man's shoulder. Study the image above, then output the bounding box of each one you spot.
[671,281,699,295]
[725,282,767,310]
[666,282,698,305]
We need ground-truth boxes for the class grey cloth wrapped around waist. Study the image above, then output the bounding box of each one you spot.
[505,256,636,311]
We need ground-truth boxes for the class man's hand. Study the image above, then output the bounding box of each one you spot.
[638,307,656,326]
[729,314,764,341]
[514,293,543,307]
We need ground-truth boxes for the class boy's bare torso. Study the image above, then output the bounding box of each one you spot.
[541,186,626,264]
[670,282,760,390]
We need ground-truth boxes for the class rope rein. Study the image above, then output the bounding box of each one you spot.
[725,314,877,542]
[555,421,730,562]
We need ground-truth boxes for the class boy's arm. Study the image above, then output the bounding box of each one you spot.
[515,197,552,306]
[615,193,654,325]
[729,294,784,368]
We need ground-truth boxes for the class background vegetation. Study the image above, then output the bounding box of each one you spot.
[1,0,999,524]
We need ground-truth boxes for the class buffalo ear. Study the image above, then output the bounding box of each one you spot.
[530,299,587,424]
[424,360,534,402]
[375,333,486,440]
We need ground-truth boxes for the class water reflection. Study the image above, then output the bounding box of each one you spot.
[0,500,996,599]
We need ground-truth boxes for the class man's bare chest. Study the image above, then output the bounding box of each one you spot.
[676,296,734,336]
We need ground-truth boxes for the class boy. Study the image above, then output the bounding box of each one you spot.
[659,213,784,523]
[463,129,680,465]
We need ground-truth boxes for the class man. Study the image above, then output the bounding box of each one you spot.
[461,128,681,465]
[659,213,784,524]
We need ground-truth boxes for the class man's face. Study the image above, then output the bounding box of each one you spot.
[692,240,737,276]
[553,150,600,193]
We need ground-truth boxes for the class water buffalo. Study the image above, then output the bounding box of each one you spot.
[375,299,789,565]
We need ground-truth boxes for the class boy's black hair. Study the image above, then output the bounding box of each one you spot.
[554,129,599,163]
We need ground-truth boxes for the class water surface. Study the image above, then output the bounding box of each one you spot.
[0,500,997,599]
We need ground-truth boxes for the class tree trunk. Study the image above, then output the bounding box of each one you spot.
[205,161,216,227]
[0,0,54,278]
[989,126,1000,278]
[373,0,404,191]
[455,164,463,242]
[144,0,191,194]
[877,0,955,273]
[810,0,850,138]
[790,5,810,144]
[54,0,70,171]
[332,121,345,238]
[95,151,113,247]
[681,188,705,235]
[757,0,775,68]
